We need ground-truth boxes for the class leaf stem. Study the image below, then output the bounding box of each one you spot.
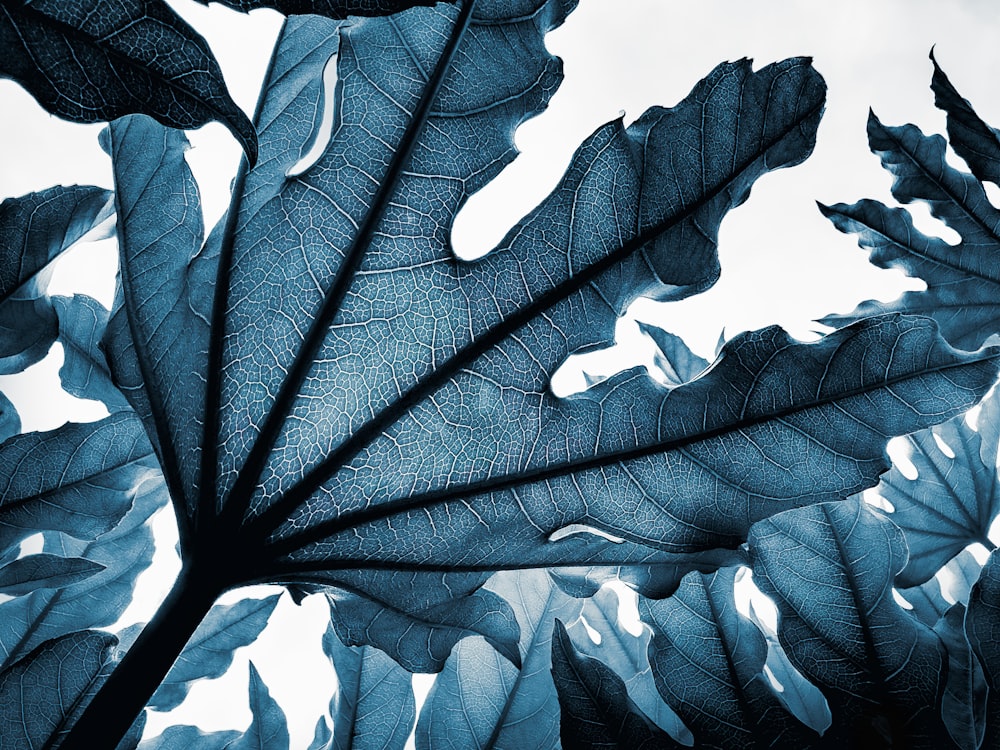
[57,563,223,750]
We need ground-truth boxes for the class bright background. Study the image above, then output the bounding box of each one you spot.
[2,0,999,745]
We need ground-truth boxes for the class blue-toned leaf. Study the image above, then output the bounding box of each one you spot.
[750,499,951,748]
[560,585,691,742]
[0,474,164,668]
[138,725,242,750]
[307,717,332,750]
[0,412,156,555]
[228,663,289,750]
[872,388,1000,587]
[966,548,1000,748]
[323,623,415,750]
[821,65,1000,351]
[416,569,619,750]
[197,0,446,15]
[0,629,116,748]
[550,619,679,750]
[930,49,1000,187]
[0,390,19,442]
[52,294,131,410]
[0,0,257,163]
[935,603,987,750]
[0,553,104,596]
[642,566,816,749]
[149,594,281,711]
[899,548,984,628]
[326,584,520,673]
[638,322,711,387]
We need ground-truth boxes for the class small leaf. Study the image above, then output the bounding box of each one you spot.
[228,662,290,750]
[53,294,131,411]
[750,499,950,748]
[0,553,104,596]
[0,391,19,443]
[326,584,520,673]
[138,725,242,750]
[149,594,281,711]
[0,412,156,555]
[0,630,116,747]
[638,322,710,387]
[642,567,816,749]
[306,717,332,750]
[0,0,257,163]
[323,624,414,750]
[551,619,679,750]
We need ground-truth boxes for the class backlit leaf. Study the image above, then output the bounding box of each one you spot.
[0,553,104,596]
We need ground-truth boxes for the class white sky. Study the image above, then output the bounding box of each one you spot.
[2,0,1000,746]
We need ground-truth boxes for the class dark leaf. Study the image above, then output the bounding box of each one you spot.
[196,0,446,16]
[821,63,1000,351]
[0,412,156,555]
[0,390,19,443]
[0,474,164,668]
[966,548,1000,749]
[0,0,257,164]
[323,623,414,750]
[551,619,679,750]
[873,386,1000,587]
[138,725,242,750]
[149,594,281,712]
[0,630,116,747]
[53,294,131,410]
[642,566,817,749]
[0,553,104,596]
[930,48,1000,187]
[935,603,987,750]
[750,499,951,748]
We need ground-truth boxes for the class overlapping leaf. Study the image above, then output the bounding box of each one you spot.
[139,725,241,750]
[550,620,677,750]
[0,630,117,748]
[321,623,415,750]
[935,603,988,750]
[822,57,1000,351]
[641,566,817,749]
[0,184,112,373]
[874,387,1000,587]
[967,548,1000,750]
[750,499,951,748]
[0,473,164,668]
[228,663,290,750]
[149,594,281,711]
[0,553,104,596]
[0,412,157,555]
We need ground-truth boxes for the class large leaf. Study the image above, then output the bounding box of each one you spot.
[0,412,157,555]
[641,566,817,749]
[149,594,281,711]
[322,623,415,750]
[0,0,258,163]
[749,499,951,748]
[874,386,1000,587]
[821,61,1000,351]
[0,185,113,374]
[0,630,117,748]
[550,620,678,750]
[0,473,164,668]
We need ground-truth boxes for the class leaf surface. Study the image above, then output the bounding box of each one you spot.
[0,630,116,748]
[149,594,281,711]
[0,0,257,163]
[0,412,156,555]
[874,387,1000,586]
[966,548,1000,749]
[0,474,164,667]
[138,725,242,750]
[550,620,679,750]
[228,663,290,750]
[749,499,950,748]
[822,61,1000,351]
[641,566,816,749]
[935,603,987,750]
[196,0,445,15]
[0,553,104,596]
[322,623,415,750]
